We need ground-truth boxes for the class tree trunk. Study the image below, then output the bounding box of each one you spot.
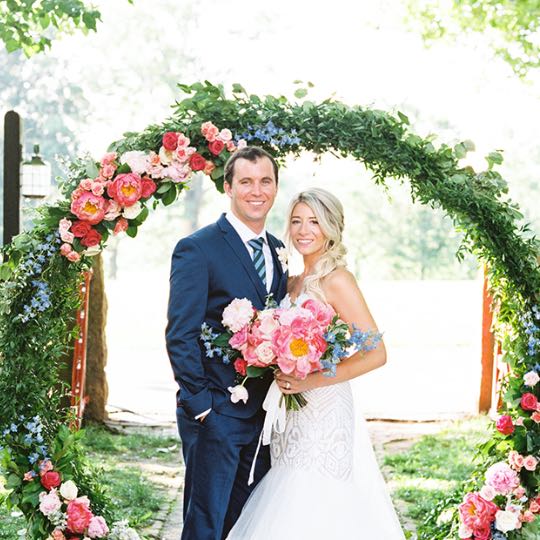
[83,254,109,423]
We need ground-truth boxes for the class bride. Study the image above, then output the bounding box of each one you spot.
[227,187,406,539]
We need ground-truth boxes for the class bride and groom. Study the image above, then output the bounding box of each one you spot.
[165,146,405,539]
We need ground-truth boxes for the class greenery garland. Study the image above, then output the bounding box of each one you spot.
[0,81,539,539]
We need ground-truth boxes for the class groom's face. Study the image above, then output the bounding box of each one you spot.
[224,156,278,233]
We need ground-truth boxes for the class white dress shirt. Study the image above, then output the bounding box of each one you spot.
[196,212,275,421]
[225,211,274,292]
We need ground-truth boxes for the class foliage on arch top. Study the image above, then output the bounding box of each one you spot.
[0,81,539,539]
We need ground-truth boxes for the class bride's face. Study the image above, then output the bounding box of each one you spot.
[289,202,326,258]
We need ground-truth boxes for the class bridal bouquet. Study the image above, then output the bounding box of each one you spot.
[200,296,382,410]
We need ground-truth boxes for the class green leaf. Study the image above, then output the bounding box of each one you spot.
[156,181,173,194]
[246,366,267,378]
[162,185,177,206]
[397,111,410,125]
[126,225,138,238]
[232,83,246,94]
[116,163,131,174]
[294,88,308,99]
[85,160,100,179]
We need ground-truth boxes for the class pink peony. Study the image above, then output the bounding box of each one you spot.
[201,121,219,142]
[107,173,143,207]
[39,488,62,516]
[222,298,254,332]
[70,191,107,225]
[496,415,515,435]
[66,497,93,534]
[87,515,109,538]
[523,455,538,471]
[301,298,335,328]
[257,311,280,337]
[459,492,498,532]
[521,393,538,411]
[486,462,520,495]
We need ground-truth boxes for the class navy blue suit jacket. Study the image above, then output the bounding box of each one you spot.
[166,213,288,419]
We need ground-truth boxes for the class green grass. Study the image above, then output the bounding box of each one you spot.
[384,416,491,537]
[0,425,182,537]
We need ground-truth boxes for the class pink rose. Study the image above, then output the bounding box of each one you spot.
[100,164,116,179]
[51,530,66,540]
[59,218,72,232]
[108,172,143,207]
[104,200,122,221]
[70,191,107,225]
[218,128,233,142]
[508,450,523,472]
[100,152,117,166]
[23,471,36,481]
[176,134,190,148]
[208,139,225,156]
[41,470,62,490]
[141,177,157,198]
[80,229,102,248]
[201,121,219,142]
[237,139,247,149]
[234,358,247,376]
[459,492,498,532]
[532,412,540,423]
[486,462,520,495]
[67,251,81,263]
[80,178,93,190]
[521,393,538,411]
[60,229,74,243]
[60,243,73,256]
[524,371,540,387]
[255,340,275,365]
[113,217,129,235]
[529,499,540,513]
[67,498,93,534]
[496,415,515,435]
[513,486,526,498]
[523,455,538,471]
[203,160,216,176]
[39,489,62,516]
[229,326,249,351]
[515,416,525,426]
[87,515,109,538]
[175,146,196,163]
[521,510,535,523]
[226,140,236,152]
[91,181,105,196]
[162,132,179,151]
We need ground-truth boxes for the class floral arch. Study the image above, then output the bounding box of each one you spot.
[1,81,539,539]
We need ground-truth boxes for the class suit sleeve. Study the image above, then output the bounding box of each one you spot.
[166,237,212,418]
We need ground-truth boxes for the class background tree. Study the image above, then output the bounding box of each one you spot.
[407,0,540,77]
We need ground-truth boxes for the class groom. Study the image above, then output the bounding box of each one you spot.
[166,146,288,540]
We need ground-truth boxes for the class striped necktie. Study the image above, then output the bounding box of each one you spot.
[248,237,266,286]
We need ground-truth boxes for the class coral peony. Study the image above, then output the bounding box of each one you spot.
[70,192,107,225]
[459,492,498,532]
[107,173,143,207]
[66,498,93,534]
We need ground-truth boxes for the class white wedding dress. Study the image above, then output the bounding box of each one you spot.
[227,295,406,539]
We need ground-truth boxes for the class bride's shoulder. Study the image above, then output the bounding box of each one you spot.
[322,267,360,297]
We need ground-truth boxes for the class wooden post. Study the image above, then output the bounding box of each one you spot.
[71,270,93,429]
[479,267,496,413]
[3,111,22,247]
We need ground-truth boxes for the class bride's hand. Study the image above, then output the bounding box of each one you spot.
[275,370,315,394]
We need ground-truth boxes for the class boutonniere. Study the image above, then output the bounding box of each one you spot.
[276,247,288,273]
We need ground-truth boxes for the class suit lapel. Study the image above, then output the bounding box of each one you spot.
[267,233,285,299]
[218,214,268,304]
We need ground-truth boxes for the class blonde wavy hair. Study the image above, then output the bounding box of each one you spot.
[286,188,347,301]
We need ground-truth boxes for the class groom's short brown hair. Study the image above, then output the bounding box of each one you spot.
[224,146,279,185]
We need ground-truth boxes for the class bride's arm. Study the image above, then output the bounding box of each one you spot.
[276,268,387,393]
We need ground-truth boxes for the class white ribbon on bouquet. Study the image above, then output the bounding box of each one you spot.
[247,380,287,485]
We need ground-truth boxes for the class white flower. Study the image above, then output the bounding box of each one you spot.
[120,151,149,174]
[222,298,254,332]
[255,341,275,365]
[228,385,249,404]
[276,247,288,272]
[123,201,143,220]
[158,146,173,165]
[59,479,78,501]
[479,484,496,501]
[523,370,540,387]
[495,509,520,533]
[83,245,102,257]
[458,522,473,538]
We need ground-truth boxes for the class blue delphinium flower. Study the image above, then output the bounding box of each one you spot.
[236,121,301,148]
[28,452,40,464]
